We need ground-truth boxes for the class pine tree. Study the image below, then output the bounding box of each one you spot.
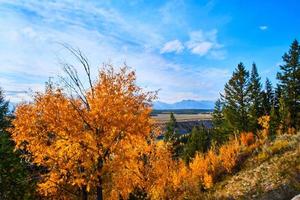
[222,63,250,132]
[248,63,263,131]
[278,94,289,134]
[0,89,35,199]
[270,105,279,135]
[262,78,274,115]
[212,98,228,144]
[183,125,210,163]
[164,112,178,142]
[212,98,224,129]
[276,39,300,130]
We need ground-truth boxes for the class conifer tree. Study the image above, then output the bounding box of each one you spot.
[164,112,178,143]
[262,78,274,115]
[222,63,250,132]
[183,125,210,163]
[0,89,35,199]
[278,94,289,133]
[277,39,300,130]
[212,98,224,129]
[212,98,228,144]
[248,63,263,131]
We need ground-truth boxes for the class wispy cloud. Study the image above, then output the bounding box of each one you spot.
[186,29,225,59]
[259,25,268,31]
[0,0,229,103]
[160,40,184,54]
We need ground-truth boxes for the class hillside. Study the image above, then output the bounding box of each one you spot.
[208,133,300,200]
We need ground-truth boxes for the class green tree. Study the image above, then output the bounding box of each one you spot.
[276,39,300,130]
[212,98,228,144]
[262,78,274,115]
[278,94,290,134]
[164,112,178,143]
[212,98,224,129]
[183,125,210,163]
[0,89,35,199]
[248,63,263,131]
[222,63,250,132]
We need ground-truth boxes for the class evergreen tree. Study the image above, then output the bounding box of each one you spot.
[212,98,224,129]
[268,85,282,134]
[270,105,279,135]
[0,89,35,199]
[276,39,300,130]
[164,112,178,142]
[278,94,289,133]
[212,98,228,144]
[164,112,183,158]
[262,78,274,115]
[222,63,251,132]
[274,85,282,110]
[248,63,263,131]
[183,125,210,163]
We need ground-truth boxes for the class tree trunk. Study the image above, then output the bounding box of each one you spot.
[96,179,103,200]
[96,157,104,200]
[82,186,88,200]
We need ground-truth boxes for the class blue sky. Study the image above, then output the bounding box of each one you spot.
[0,0,299,103]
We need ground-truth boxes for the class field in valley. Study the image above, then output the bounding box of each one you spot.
[152,113,212,123]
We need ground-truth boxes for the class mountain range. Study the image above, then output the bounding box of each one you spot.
[153,100,215,110]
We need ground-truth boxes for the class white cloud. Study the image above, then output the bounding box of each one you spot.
[188,41,213,56]
[186,29,225,58]
[259,25,268,31]
[0,1,228,103]
[160,39,184,54]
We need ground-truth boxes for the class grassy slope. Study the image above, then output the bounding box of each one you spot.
[210,133,300,200]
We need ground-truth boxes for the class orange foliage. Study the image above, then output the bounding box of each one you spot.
[240,132,255,146]
[219,140,240,173]
[189,149,221,189]
[9,64,269,199]
[10,66,156,199]
[258,115,270,139]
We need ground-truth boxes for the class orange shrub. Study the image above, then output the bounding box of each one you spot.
[203,173,213,189]
[219,140,240,173]
[240,132,255,146]
[189,149,222,189]
[189,153,208,181]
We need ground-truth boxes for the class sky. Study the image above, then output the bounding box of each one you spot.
[0,0,299,103]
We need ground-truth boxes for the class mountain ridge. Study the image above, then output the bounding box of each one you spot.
[153,99,215,110]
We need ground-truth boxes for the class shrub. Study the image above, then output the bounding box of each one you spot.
[219,140,240,173]
[240,132,255,146]
[258,115,270,140]
[269,140,290,154]
[257,151,269,162]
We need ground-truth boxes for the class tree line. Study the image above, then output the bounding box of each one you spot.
[163,39,300,162]
[214,39,300,135]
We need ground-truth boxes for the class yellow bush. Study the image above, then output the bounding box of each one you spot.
[257,151,269,162]
[258,115,270,140]
[269,140,289,154]
[219,140,240,173]
[203,173,213,189]
[189,149,222,190]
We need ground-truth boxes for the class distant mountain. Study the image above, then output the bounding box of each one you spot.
[153,100,215,110]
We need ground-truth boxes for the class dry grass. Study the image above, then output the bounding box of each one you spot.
[210,132,300,200]
[152,113,212,123]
